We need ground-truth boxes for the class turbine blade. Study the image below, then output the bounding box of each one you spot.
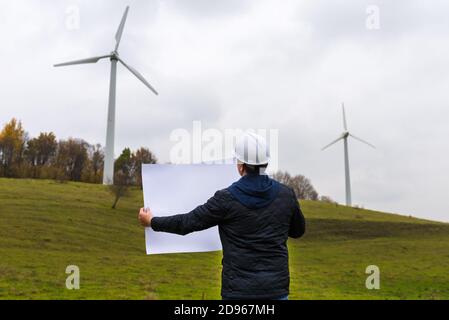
[115,6,130,51]
[118,58,158,95]
[349,134,376,148]
[342,102,348,130]
[54,55,110,67]
[321,135,344,151]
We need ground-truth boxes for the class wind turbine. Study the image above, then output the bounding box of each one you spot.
[54,6,158,185]
[322,103,375,206]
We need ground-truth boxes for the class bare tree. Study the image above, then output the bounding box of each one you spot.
[272,170,319,200]
[109,169,131,209]
[91,144,104,180]
[108,148,135,209]
[82,143,104,183]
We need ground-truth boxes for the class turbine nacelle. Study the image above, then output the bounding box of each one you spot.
[110,51,120,60]
[322,104,375,151]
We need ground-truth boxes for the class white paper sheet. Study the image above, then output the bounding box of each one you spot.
[142,164,240,254]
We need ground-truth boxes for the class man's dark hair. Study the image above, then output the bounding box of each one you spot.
[243,163,268,175]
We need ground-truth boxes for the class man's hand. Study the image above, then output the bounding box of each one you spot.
[138,207,153,227]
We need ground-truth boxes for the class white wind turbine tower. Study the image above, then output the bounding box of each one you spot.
[54,6,158,185]
[322,103,375,206]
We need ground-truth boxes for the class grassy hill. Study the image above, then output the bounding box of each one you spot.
[1,178,448,299]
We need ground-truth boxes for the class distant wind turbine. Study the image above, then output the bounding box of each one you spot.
[54,6,158,185]
[322,103,375,206]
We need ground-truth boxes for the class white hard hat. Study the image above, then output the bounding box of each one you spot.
[234,132,270,165]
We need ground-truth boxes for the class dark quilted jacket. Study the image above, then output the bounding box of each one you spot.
[151,183,306,299]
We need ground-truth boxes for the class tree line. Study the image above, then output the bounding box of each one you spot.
[0,118,333,203]
[0,118,156,186]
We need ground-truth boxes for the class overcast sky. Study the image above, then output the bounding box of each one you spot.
[1,0,448,222]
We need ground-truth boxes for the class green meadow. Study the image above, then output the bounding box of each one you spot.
[0,178,448,299]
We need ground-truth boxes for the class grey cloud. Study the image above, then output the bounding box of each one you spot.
[164,0,251,19]
[1,0,449,222]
